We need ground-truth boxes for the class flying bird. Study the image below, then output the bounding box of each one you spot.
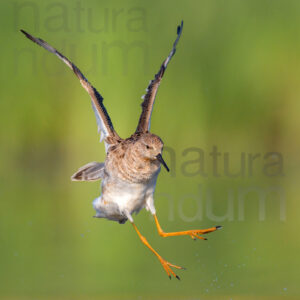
[21,21,221,279]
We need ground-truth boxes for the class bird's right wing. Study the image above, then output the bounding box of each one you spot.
[71,161,105,181]
[21,30,121,152]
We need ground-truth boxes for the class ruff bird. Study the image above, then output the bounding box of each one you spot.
[21,21,221,279]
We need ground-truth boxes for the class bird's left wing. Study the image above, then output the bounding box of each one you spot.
[21,30,121,152]
[135,21,183,133]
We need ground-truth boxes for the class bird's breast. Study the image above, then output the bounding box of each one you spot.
[106,148,161,184]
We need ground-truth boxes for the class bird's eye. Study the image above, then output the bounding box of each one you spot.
[146,145,150,149]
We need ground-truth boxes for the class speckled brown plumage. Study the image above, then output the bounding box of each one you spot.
[22,21,221,280]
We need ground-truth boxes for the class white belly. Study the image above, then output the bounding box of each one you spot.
[93,176,157,223]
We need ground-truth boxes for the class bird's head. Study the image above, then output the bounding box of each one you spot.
[135,133,169,172]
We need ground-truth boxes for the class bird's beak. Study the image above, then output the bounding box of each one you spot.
[156,154,169,172]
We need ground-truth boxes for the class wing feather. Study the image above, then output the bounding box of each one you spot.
[20,30,120,151]
[135,21,183,133]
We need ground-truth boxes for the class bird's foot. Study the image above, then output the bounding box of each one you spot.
[159,225,222,240]
[158,256,185,280]
[154,215,222,241]
[186,226,222,241]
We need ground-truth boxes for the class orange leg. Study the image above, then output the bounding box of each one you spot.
[131,223,184,280]
[153,214,222,241]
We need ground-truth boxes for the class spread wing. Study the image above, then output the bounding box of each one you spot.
[21,30,121,152]
[135,21,183,133]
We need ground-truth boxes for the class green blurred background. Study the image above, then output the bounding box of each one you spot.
[0,0,299,299]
